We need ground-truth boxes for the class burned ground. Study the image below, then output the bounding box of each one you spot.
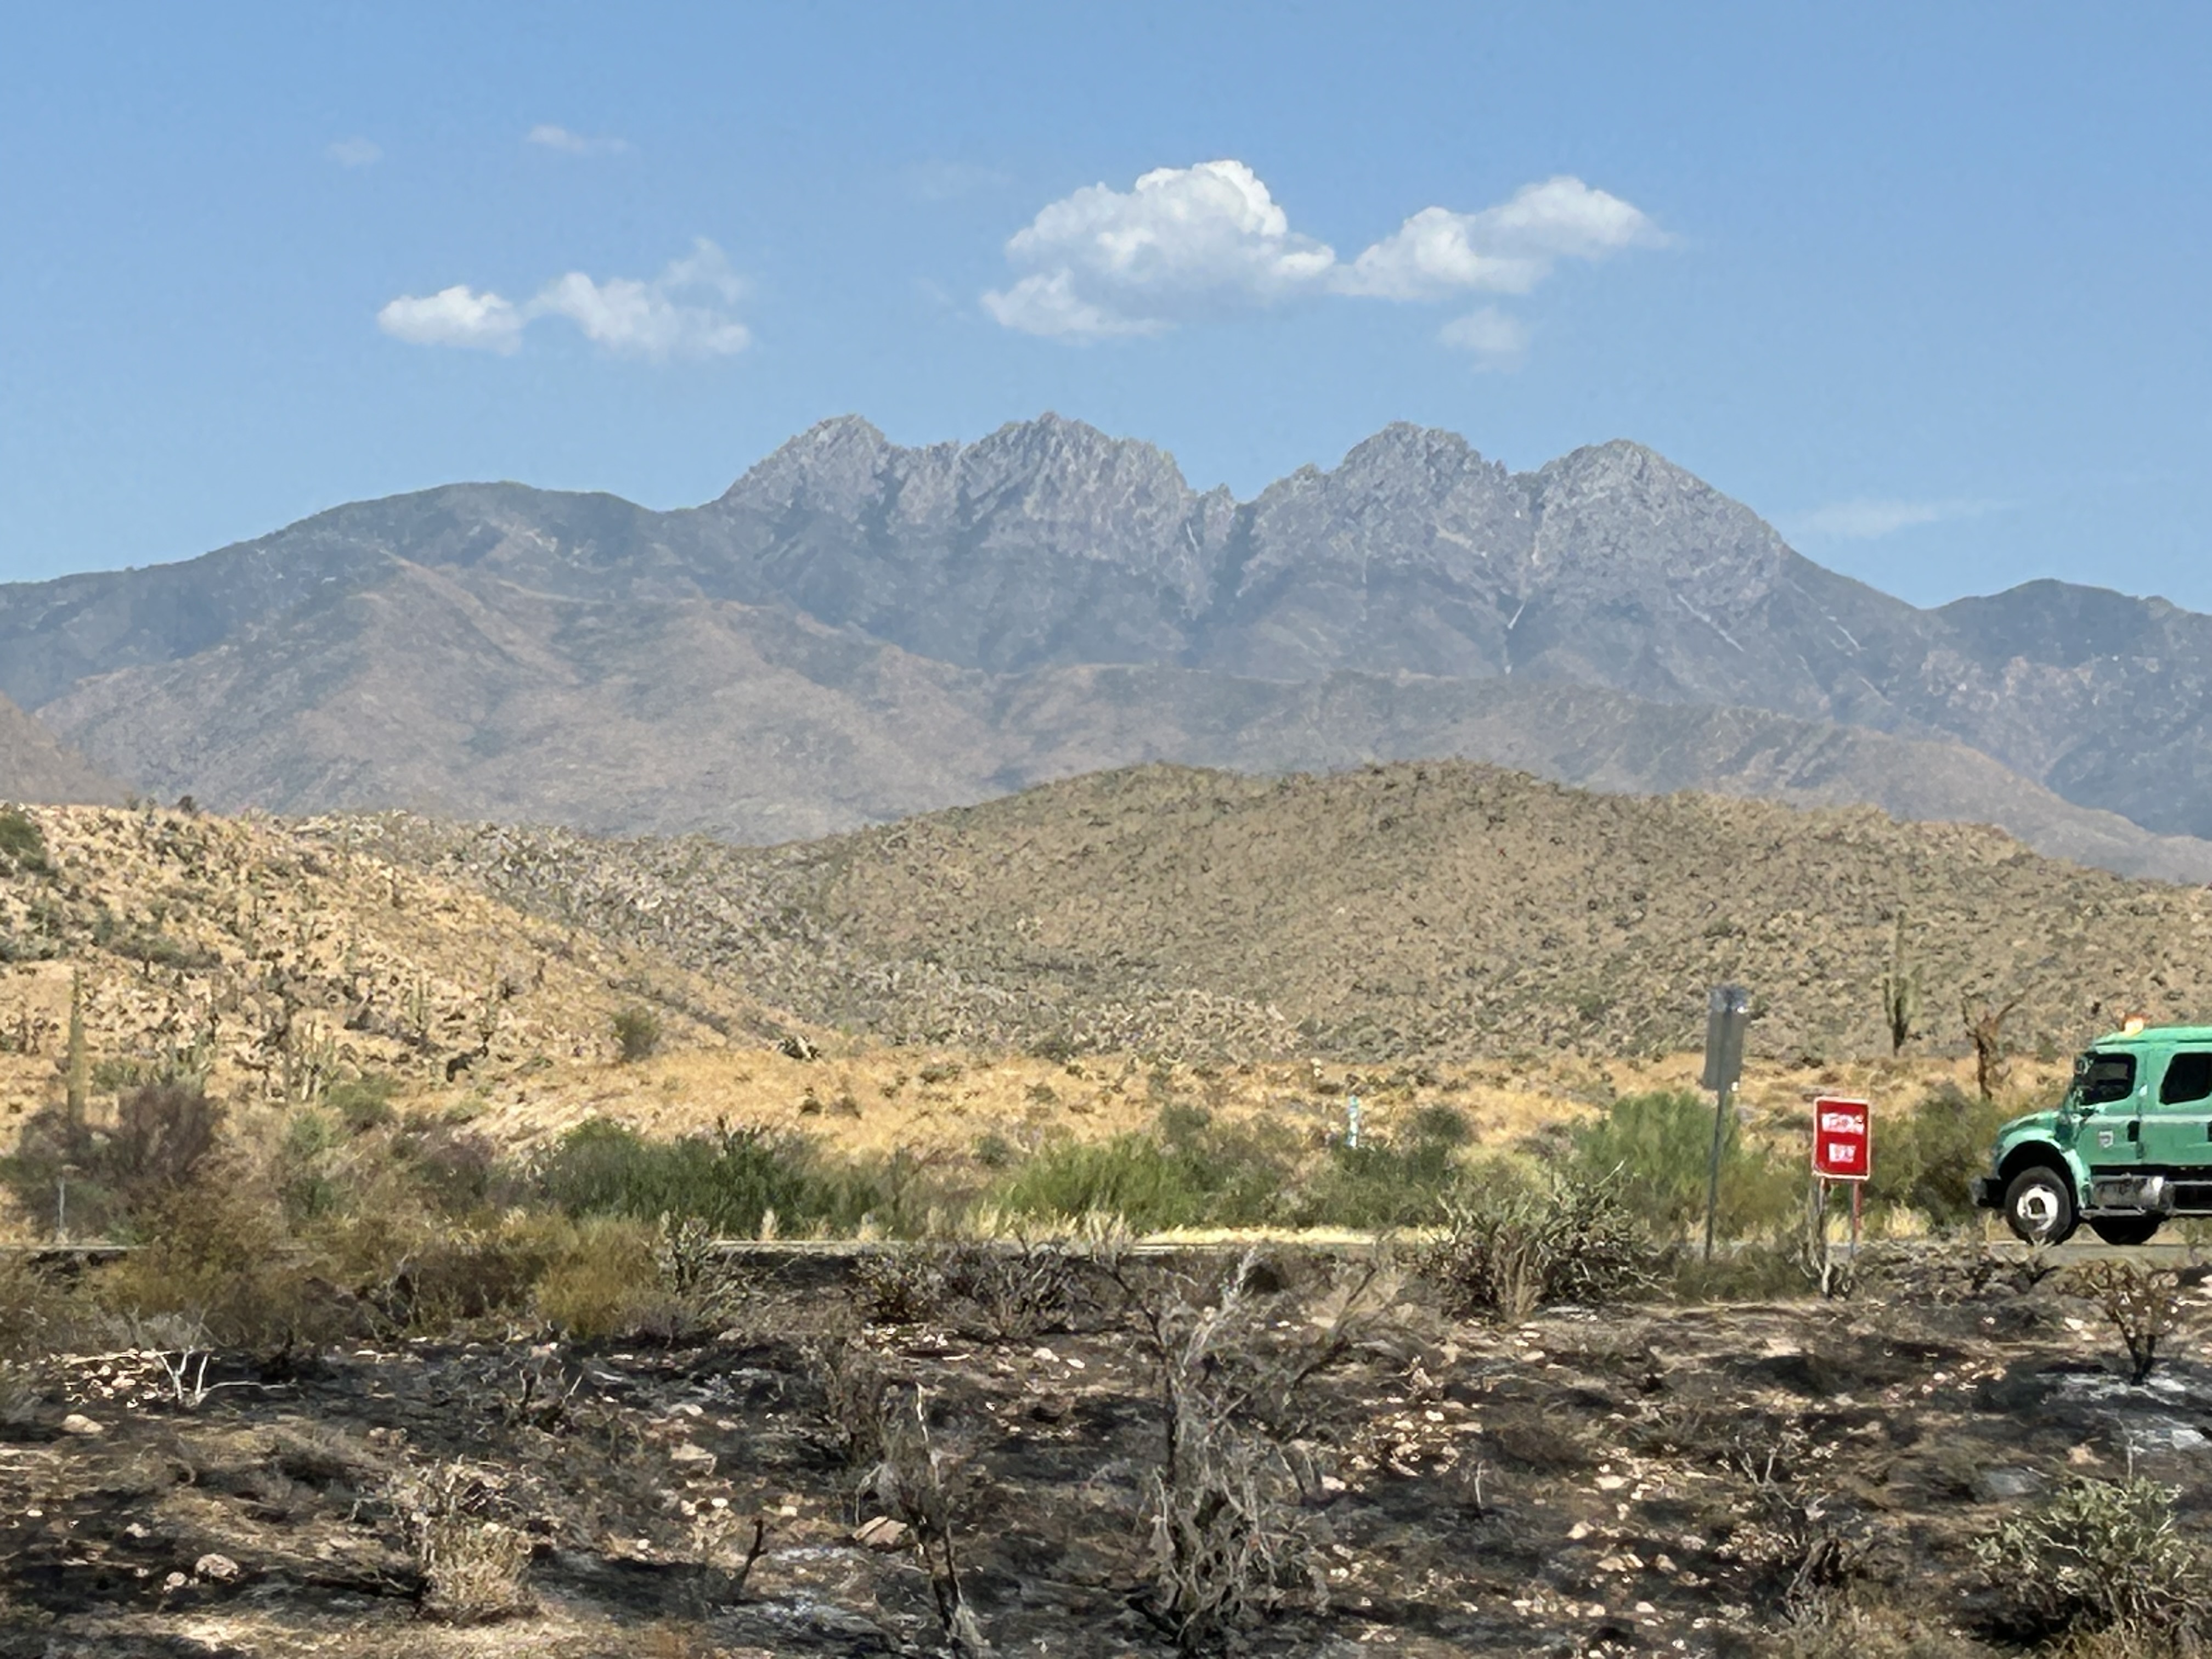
[4,1245,2211,1658]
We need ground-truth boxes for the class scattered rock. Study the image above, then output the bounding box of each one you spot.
[669,1441,717,1474]
[193,1554,241,1583]
[854,1516,912,1551]
[58,1414,103,1437]
[1971,1466,2046,1502]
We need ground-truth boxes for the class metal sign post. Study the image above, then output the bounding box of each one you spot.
[1701,985,1751,1261]
[1812,1096,1873,1258]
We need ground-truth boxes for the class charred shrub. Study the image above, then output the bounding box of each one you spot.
[855,1244,951,1325]
[805,1333,891,1467]
[940,1235,1088,1341]
[2068,1259,2184,1386]
[1110,1251,1396,1648]
[388,1459,535,1624]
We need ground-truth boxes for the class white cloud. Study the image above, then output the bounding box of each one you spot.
[533,241,751,358]
[1439,307,1530,369]
[375,285,525,353]
[985,161,1661,348]
[376,240,749,360]
[1340,177,1664,300]
[326,137,382,168]
[1780,498,2006,540]
[984,160,1337,337]
[526,123,631,157]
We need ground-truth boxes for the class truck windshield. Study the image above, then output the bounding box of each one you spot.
[2072,1051,2137,1106]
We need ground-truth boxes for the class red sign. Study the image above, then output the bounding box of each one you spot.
[1812,1097,1872,1181]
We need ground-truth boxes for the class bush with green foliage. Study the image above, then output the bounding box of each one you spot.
[0,1080,224,1239]
[611,1006,662,1063]
[1289,1103,1475,1228]
[1975,1473,2210,1644]
[994,1105,1290,1230]
[535,1118,836,1237]
[1568,1090,1797,1238]
[0,807,48,874]
[325,1073,398,1135]
[1867,1082,2010,1228]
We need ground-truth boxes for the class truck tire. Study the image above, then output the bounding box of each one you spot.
[2089,1216,2162,1246]
[2004,1165,2076,1244]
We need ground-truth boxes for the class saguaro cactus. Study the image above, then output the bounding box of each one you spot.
[1880,911,1921,1055]
[62,968,88,1130]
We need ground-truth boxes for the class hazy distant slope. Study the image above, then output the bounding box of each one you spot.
[359,761,2212,1065]
[45,565,2212,879]
[0,693,125,805]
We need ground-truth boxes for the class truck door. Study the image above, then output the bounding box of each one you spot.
[2073,1049,2141,1168]
[2139,1048,2212,1170]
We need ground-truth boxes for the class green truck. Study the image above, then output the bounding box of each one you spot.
[1972,1024,2212,1244]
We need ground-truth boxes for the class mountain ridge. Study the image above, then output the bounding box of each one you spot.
[5,413,2209,850]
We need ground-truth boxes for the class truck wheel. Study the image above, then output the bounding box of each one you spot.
[2004,1166,2076,1244]
[2089,1216,2162,1246]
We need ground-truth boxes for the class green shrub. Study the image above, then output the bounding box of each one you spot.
[1568,1090,1797,1238]
[391,1121,505,1215]
[279,1109,346,1222]
[326,1073,399,1135]
[1290,1106,1475,1228]
[93,1170,354,1349]
[994,1106,1289,1231]
[996,1135,1215,1230]
[0,1254,78,1359]
[109,930,219,971]
[1869,1082,2010,1228]
[1976,1473,2210,1643]
[529,1215,678,1340]
[535,1119,823,1237]
[0,808,48,874]
[611,1006,662,1064]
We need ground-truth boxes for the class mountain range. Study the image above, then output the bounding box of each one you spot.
[5,414,2208,875]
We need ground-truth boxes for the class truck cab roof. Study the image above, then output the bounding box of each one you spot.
[2089,1025,2212,1048]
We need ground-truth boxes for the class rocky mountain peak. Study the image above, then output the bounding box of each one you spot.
[959,413,1192,505]
[717,414,893,511]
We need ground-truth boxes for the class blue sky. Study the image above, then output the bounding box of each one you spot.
[2,2,2207,610]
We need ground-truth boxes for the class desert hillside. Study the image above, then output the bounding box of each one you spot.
[352,760,2212,1065]
[0,804,765,1137]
